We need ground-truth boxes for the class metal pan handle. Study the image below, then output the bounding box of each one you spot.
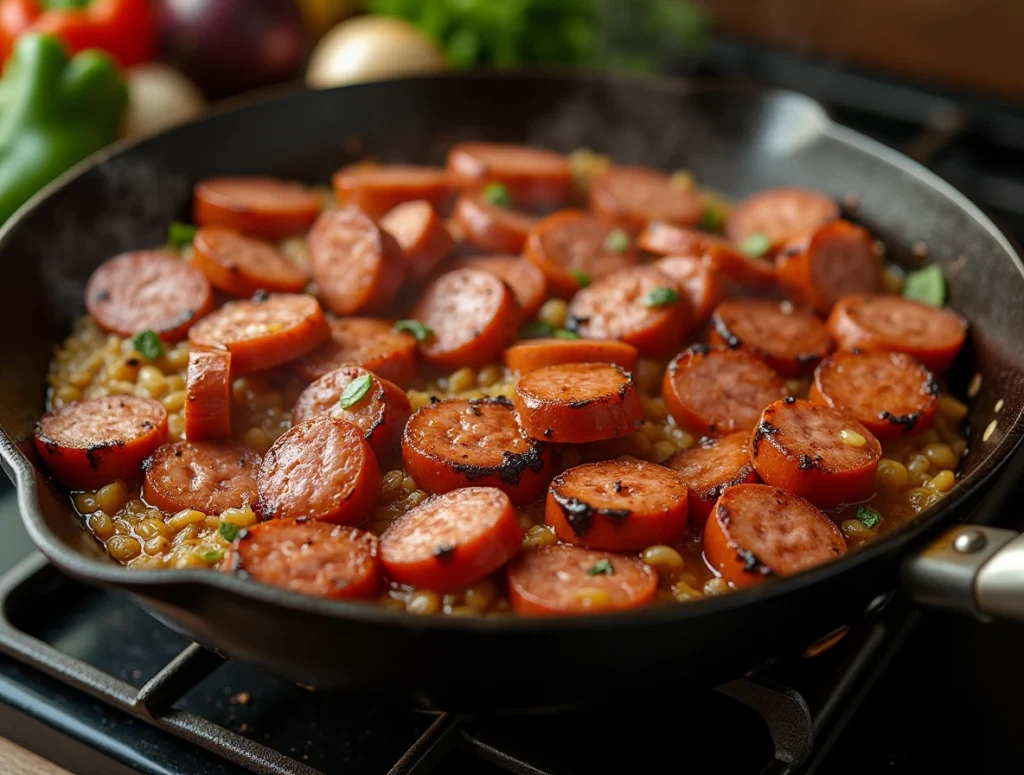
[902,525,1024,620]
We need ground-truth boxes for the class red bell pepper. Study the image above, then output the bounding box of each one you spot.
[0,0,155,68]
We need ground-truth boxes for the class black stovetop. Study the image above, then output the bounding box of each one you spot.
[4,41,1024,775]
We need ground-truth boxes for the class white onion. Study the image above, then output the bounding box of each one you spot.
[122,64,206,138]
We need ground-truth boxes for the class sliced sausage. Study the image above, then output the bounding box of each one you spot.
[188,293,330,374]
[411,268,519,370]
[226,518,379,600]
[504,338,638,375]
[703,483,846,589]
[810,350,938,440]
[776,220,882,315]
[654,255,724,325]
[524,210,638,298]
[514,362,643,443]
[292,317,418,386]
[709,298,833,376]
[638,222,775,287]
[725,187,840,253]
[568,265,691,357]
[291,366,411,465]
[750,398,881,509]
[455,256,548,320]
[379,200,455,282]
[662,345,790,436]
[545,458,689,551]
[192,227,307,298]
[257,417,382,524]
[332,164,454,219]
[307,207,405,316]
[446,142,572,207]
[35,395,168,490]
[184,348,232,441]
[379,487,522,592]
[664,432,759,525]
[589,167,702,233]
[193,177,323,239]
[401,397,553,506]
[451,193,538,254]
[85,251,214,341]
[507,544,657,615]
[143,441,260,515]
[826,294,967,373]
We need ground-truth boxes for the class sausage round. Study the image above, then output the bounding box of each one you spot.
[503,338,638,375]
[292,317,418,386]
[664,432,759,525]
[725,187,840,253]
[446,142,572,207]
[332,164,454,219]
[192,227,307,297]
[654,255,724,325]
[184,348,232,441]
[637,222,776,288]
[143,441,260,515]
[454,255,548,320]
[379,200,455,282]
[451,193,538,254]
[193,177,323,239]
[589,167,702,233]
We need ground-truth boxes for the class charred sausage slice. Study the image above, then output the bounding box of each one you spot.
[504,338,638,375]
[589,167,702,233]
[332,164,454,219]
[292,317,418,386]
[143,441,260,515]
[379,200,455,282]
[379,487,522,592]
[35,395,168,490]
[455,255,548,320]
[664,432,759,525]
[545,458,689,551]
[703,483,846,589]
[184,348,232,441]
[85,251,214,341]
[749,398,881,509]
[709,299,833,376]
[193,177,323,239]
[725,187,840,254]
[446,142,572,207]
[662,345,789,436]
[507,544,657,615]
[192,227,307,297]
[810,350,938,440]
[401,397,553,506]
[514,362,643,443]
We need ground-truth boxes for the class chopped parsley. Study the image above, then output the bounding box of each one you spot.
[200,549,223,563]
[641,286,681,308]
[131,330,164,360]
[855,505,881,529]
[604,228,629,253]
[168,221,198,250]
[570,268,591,288]
[481,182,512,208]
[519,320,553,339]
[586,558,615,576]
[739,232,771,258]
[699,205,726,233]
[339,373,374,409]
[902,264,946,307]
[393,319,434,342]
[553,329,579,340]
[218,522,241,543]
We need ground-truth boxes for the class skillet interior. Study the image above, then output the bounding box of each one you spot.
[1,72,1023,710]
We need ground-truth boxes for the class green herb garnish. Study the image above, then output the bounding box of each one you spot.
[699,205,725,233]
[739,232,771,258]
[641,286,681,308]
[604,228,629,253]
[339,373,374,409]
[519,320,554,339]
[855,505,881,529]
[393,319,434,342]
[902,264,946,307]
[570,268,591,288]
[200,549,223,563]
[168,221,198,250]
[481,182,512,208]
[218,522,241,543]
[553,329,579,340]
[131,330,164,360]
[586,558,615,576]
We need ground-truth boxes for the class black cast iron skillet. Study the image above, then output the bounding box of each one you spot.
[1,72,1024,712]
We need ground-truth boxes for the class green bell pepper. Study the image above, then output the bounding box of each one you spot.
[0,33,127,224]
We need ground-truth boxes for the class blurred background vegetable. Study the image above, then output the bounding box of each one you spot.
[120,62,205,138]
[306,15,445,88]
[295,0,357,38]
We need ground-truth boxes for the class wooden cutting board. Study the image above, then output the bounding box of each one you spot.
[0,738,72,775]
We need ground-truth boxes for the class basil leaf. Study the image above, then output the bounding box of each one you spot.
[604,228,629,253]
[519,320,554,339]
[339,373,374,409]
[218,522,241,543]
[855,505,881,529]
[902,264,946,307]
[168,221,198,250]
[481,182,512,208]
[570,268,591,288]
[131,330,165,360]
[586,558,615,576]
[393,319,434,342]
[641,286,681,308]
[739,232,771,258]
[553,329,579,340]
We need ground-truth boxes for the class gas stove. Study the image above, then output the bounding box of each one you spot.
[3,42,1024,775]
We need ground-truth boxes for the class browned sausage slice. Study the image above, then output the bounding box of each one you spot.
[454,255,548,320]
[654,255,724,325]
[514,362,643,443]
[257,417,382,525]
[226,518,380,600]
[379,200,455,282]
[504,338,638,374]
[446,142,572,207]
[307,207,405,316]
[637,221,775,288]
[194,177,323,239]
[709,298,833,376]
[725,187,840,253]
[332,164,454,219]
[292,317,418,386]
[664,432,759,525]
[451,193,538,254]
[192,227,307,297]
[143,441,260,515]
[589,167,702,233]
[85,251,214,341]
[826,294,967,373]
[703,483,846,589]
[184,348,232,441]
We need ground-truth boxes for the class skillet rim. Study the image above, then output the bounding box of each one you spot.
[2,69,1023,634]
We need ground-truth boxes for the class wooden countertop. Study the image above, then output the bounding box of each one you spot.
[0,738,72,775]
